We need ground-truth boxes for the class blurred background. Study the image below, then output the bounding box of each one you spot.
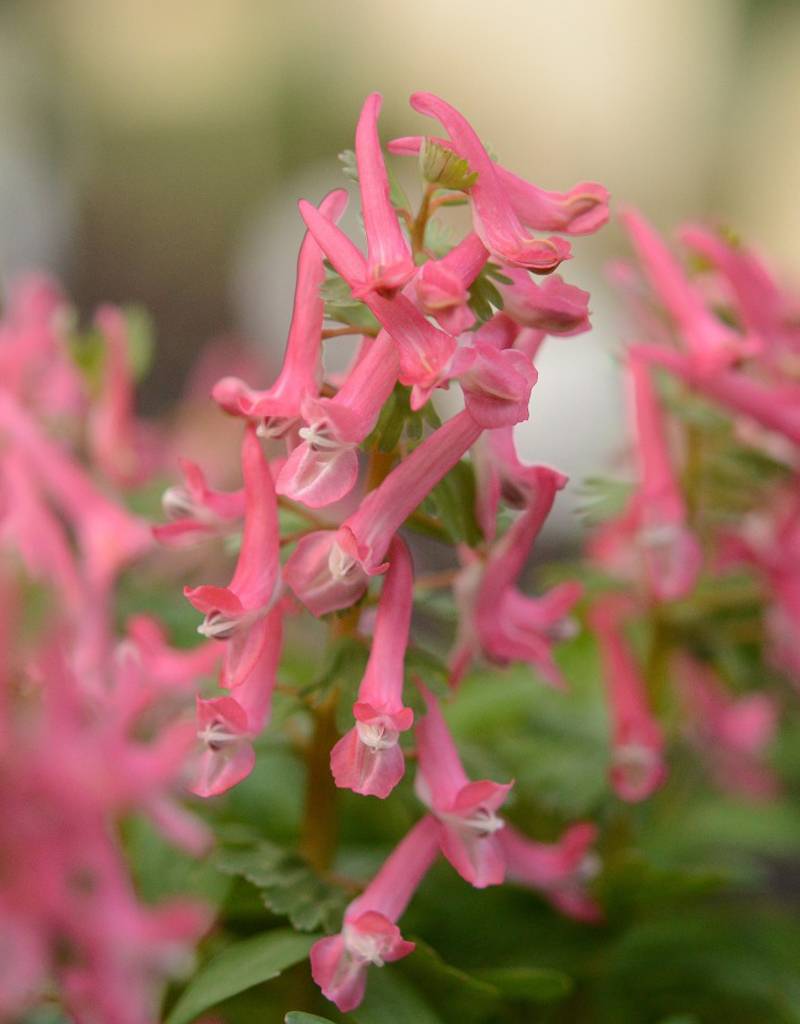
[1,0,799,520]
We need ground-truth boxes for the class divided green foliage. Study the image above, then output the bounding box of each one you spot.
[364,383,441,454]
[419,458,482,546]
[467,262,511,323]
[215,839,348,933]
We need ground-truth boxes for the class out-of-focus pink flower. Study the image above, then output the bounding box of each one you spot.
[88,305,154,488]
[473,426,548,541]
[636,342,800,448]
[154,457,245,547]
[0,392,152,590]
[185,426,281,688]
[310,816,439,1012]
[331,537,414,797]
[355,92,416,297]
[416,232,489,335]
[213,189,348,437]
[408,93,571,273]
[678,654,778,799]
[286,410,482,616]
[621,209,755,372]
[499,269,591,336]
[501,822,603,922]
[590,351,702,602]
[589,597,667,803]
[415,685,512,888]
[277,331,399,508]
[123,615,221,689]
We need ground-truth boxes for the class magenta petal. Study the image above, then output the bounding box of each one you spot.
[277,442,359,509]
[330,726,406,798]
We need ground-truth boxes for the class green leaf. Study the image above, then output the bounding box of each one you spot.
[351,967,445,1024]
[421,459,482,545]
[165,930,315,1024]
[419,138,478,192]
[473,966,573,1003]
[122,304,155,381]
[467,266,505,323]
[321,269,381,332]
[285,1014,337,1024]
[216,839,348,933]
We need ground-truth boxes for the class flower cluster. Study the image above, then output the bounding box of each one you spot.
[164,91,609,1012]
[588,211,793,804]
[0,278,215,1021]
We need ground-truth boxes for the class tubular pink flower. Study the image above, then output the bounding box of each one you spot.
[473,427,545,541]
[501,822,603,922]
[679,224,788,347]
[0,392,152,589]
[276,331,399,507]
[499,269,591,336]
[298,198,456,407]
[285,410,483,616]
[678,654,778,800]
[415,684,512,888]
[1,449,84,613]
[388,135,609,237]
[450,341,537,429]
[621,208,754,372]
[415,232,489,335]
[310,815,438,1012]
[627,351,701,601]
[356,92,416,296]
[89,305,151,488]
[409,93,571,272]
[124,615,221,689]
[184,426,281,688]
[453,466,578,688]
[331,537,415,798]
[192,604,282,797]
[589,597,667,803]
[154,457,244,547]
[635,343,800,447]
[213,188,348,435]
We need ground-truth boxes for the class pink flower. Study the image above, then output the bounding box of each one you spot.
[212,189,348,436]
[408,93,571,272]
[415,685,512,888]
[453,466,579,687]
[285,410,482,616]
[636,342,800,448]
[355,92,416,296]
[450,341,537,429]
[310,816,439,1012]
[501,823,603,922]
[415,232,489,335]
[89,305,155,488]
[627,351,701,601]
[472,426,549,541]
[589,597,667,803]
[0,392,152,590]
[276,331,399,507]
[123,615,221,689]
[388,135,609,237]
[330,537,415,797]
[499,269,591,336]
[298,197,456,408]
[678,654,778,800]
[184,426,281,688]
[621,208,754,372]
[154,457,245,548]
